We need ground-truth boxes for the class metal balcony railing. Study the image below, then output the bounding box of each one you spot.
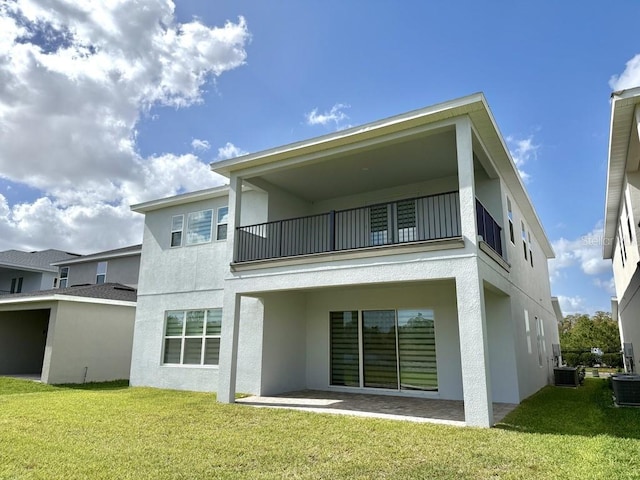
[476,199,503,257]
[235,191,462,263]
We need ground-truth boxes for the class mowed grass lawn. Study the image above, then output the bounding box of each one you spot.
[1,378,639,479]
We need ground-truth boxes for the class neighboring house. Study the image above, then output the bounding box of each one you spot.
[0,283,136,384]
[51,244,142,289]
[130,93,560,427]
[0,249,79,295]
[604,87,640,372]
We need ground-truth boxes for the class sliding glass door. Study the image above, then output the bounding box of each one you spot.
[330,309,437,391]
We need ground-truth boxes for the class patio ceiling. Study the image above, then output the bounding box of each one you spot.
[253,127,459,203]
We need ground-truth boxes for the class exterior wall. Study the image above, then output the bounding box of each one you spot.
[617,267,640,372]
[611,179,640,299]
[63,255,140,287]
[130,190,266,393]
[0,308,49,374]
[43,301,135,384]
[0,270,50,294]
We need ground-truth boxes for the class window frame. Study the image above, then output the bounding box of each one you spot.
[216,206,229,241]
[59,267,69,288]
[161,308,222,366]
[10,277,23,294]
[521,221,528,261]
[171,214,184,248]
[185,209,214,246]
[96,261,107,284]
[507,197,515,245]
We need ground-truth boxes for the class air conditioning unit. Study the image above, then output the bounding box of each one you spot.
[612,374,640,406]
[554,366,579,387]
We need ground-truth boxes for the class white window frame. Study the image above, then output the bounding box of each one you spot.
[521,221,528,261]
[216,206,229,241]
[171,214,184,248]
[59,267,69,288]
[162,309,222,366]
[186,209,214,246]
[524,309,532,354]
[535,316,545,367]
[507,196,515,245]
[96,261,107,284]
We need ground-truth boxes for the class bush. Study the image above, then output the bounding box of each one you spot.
[602,352,624,368]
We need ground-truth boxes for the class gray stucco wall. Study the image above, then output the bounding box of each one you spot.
[64,256,141,287]
[0,308,49,374]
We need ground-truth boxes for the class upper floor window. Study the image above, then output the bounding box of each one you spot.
[370,204,389,246]
[171,215,184,247]
[10,277,23,294]
[186,209,213,245]
[507,197,515,244]
[216,207,229,241]
[59,267,69,288]
[521,221,528,261]
[528,231,533,268]
[96,262,107,284]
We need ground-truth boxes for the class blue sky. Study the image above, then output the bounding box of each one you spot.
[1,1,640,315]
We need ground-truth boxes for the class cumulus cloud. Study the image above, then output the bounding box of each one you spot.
[215,142,247,161]
[548,224,612,281]
[593,277,615,296]
[506,135,538,182]
[610,54,640,91]
[0,1,250,252]
[191,139,211,152]
[305,103,350,129]
[556,295,589,316]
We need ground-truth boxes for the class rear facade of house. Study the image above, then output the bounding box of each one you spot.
[130,93,559,427]
[605,87,640,372]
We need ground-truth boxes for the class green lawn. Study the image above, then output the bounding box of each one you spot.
[1,378,639,479]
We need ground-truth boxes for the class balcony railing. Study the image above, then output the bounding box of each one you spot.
[235,192,462,263]
[476,199,503,257]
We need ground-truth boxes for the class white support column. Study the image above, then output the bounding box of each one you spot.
[227,173,243,265]
[217,290,241,403]
[455,116,493,427]
[456,116,478,250]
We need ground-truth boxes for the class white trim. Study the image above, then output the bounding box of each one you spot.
[52,249,141,266]
[0,295,136,307]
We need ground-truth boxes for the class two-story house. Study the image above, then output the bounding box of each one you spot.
[0,245,141,384]
[129,93,559,427]
[605,87,640,372]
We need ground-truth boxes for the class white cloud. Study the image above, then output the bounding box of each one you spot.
[191,139,211,152]
[215,142,247,161]
[506,135,538,182]
[0,1,250,252]
[556,295,588,315]
[610,54,640,91]
[593,277,615,296]
[549,225,612,282]
[305,103,350,129]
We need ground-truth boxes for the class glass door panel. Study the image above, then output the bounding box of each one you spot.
[362,310,398,389]
[330,311,360,387]
[397,309,437,390]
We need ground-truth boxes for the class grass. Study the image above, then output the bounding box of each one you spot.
[1,378,639,479]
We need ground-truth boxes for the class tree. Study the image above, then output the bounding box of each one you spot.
[559,311,620,354]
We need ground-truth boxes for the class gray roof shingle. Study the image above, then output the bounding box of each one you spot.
[0,283,137,303]
[0,249,80,272]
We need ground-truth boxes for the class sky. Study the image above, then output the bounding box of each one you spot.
[1,1,640,315]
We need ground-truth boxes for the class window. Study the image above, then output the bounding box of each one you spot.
[396,200,417,242]
[507,197,515,244]
[620,226,627,265]
[535,316,545,367]
[528,231,533,268]
[186,209,213,245]
[624,197,633,242]
[59,267,69,288]
[524,309,532,354]
[10,277,23,294]
[521,221,528,260]
[96,261,107,284]
[330,308,437,391]
[171,215,184,247]
[163,309,222,365]
[370,205,389,246]
[216,207,229,241]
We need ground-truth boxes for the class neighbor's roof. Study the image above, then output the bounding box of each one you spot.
[0,249,80,273]
[604,86,640,259]
[0,282,137,306]
[210,92,554,258]
[51,244,142,266]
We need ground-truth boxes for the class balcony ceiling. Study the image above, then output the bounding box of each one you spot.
[255,128,458,203]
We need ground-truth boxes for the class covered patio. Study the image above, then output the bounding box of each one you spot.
[237,390,517,426]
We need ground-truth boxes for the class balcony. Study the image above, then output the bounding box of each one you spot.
[235,192,506,264]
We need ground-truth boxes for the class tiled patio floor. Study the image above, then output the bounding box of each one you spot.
[237,390,517,426]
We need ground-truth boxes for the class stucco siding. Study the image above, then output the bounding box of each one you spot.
[65,256,140,287]
[44,301,135,384]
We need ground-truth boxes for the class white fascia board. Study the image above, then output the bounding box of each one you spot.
[0,294,136,308]
[551,296,564,322]
[604,87,640,259]
[130,185,231,213]
[0,262,57,273]
[210,92,486,176]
